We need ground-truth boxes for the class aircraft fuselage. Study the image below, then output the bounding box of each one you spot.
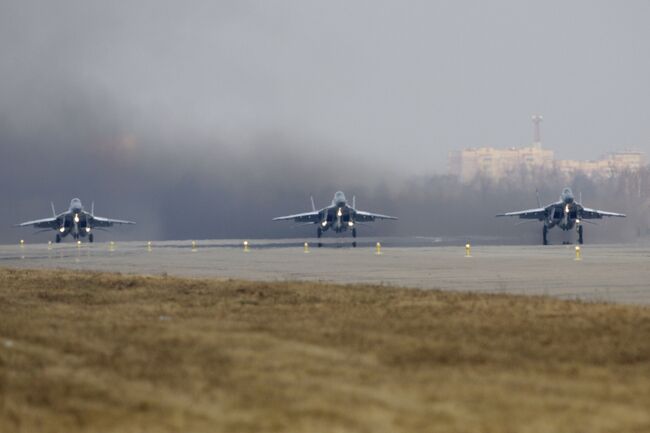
[57,199,92,240]
[545,189,579,231]
[318,204,356,233]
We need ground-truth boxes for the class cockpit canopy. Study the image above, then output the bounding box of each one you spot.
[561,188,574,203]
[70,198,84,212]
[333,191,347,206]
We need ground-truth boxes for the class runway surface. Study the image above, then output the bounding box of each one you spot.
[1,238,649,304]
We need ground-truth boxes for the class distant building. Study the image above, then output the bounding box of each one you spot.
[449,115,645,182]
[449,147,646,182]
[448,143,554,183]
[555,150,646,178]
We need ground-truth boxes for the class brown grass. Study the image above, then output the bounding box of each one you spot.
[1,268,650,433]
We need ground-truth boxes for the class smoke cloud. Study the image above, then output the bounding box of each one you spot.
[1,1,648,244]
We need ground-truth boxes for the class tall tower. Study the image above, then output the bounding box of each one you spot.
[531,114,543,146]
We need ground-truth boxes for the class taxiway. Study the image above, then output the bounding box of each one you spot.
[1,238,648,304]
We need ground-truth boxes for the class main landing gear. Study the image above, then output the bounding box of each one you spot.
[542,225,548,245]
[577,225,583,245]
[89,233,94,243]
[315,227,358,248]
[55,234,61,243]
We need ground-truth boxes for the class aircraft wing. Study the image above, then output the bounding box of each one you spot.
[272,211,320,223]
[17,217,59,229]
[580,207,626,219]
[90,216,136,227]
[354,211,398,222]
[496,207,547,220]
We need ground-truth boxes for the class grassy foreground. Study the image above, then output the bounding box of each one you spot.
[1,269,650,433]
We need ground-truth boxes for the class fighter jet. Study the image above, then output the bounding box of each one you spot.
[273,191,397,245]
[497,187,625,245]
[17,198,135,243]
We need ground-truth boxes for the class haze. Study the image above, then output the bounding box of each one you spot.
[1,1,648,242]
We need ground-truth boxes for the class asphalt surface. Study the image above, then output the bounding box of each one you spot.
[1,238,649,304]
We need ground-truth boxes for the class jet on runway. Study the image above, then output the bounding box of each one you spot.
[273,191,397,245]
[17,198,135,243]
[497,187,625,245]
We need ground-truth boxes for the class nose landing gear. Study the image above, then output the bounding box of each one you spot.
[542,225,549,245]
[577,225,583,244]
[55,234,61,243]
[317,227,322,248]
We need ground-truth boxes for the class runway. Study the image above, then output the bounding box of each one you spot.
[1,238,649,304]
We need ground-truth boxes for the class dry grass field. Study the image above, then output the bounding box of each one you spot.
[1,268,650,433]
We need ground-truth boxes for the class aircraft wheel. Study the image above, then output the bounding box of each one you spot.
[352,241,357,248]
[89,233,94,243]
[543,226,549,245]
[55,234,61,243]
[317,227,322,238]
[578,225,583,244]
[352,228,357,238]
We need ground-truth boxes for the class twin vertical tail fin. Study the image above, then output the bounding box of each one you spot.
[536,189,542,208]
[352,195,356,210]
[51,202,56,217]
[91,201,95,216]
[310,196,316,212]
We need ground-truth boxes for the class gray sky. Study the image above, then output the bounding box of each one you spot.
[0,1,648,243]
[2,1,649,173]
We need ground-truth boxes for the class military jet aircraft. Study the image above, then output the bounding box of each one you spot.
[497,187,625,245]
[17,198,135,243]
[273,191,397,245]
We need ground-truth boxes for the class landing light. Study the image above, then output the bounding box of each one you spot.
[576,219,581,224]
[74,214,80,223]
[85,227,91,233]
[564,205,569,213]
[321,221,327,227]
[337,208,343,217]
[348,221,354,227]
[59,227,65,233]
